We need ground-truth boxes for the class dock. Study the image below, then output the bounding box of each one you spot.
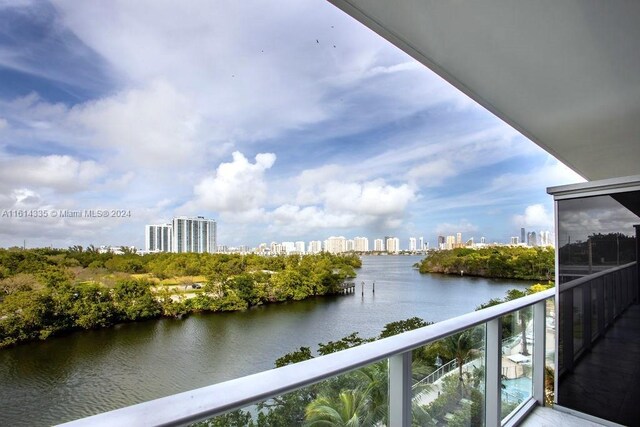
[339,282,355,294]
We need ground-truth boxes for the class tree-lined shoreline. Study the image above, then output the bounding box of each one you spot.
[0,248,361,348]
[416,247,554,281]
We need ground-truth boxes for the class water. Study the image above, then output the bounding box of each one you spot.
[503,377,533,403]
[0,255,532,426]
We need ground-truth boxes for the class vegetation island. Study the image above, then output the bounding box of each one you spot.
[0,247,360,348]
[416,246,554,281]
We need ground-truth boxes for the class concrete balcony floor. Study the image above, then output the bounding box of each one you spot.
[521,406,606,427]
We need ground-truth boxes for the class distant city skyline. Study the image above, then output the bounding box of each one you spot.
[0,1,583,250]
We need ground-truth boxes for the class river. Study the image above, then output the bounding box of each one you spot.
[0,255,532,426]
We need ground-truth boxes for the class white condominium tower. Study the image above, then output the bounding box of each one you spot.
[353,237,369,252]
[326,236,347,254]
[386,237,400,253]
[171,216,217,253]
[145,224,172,252]
[308,240,323,254]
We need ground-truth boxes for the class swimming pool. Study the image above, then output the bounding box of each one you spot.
[502,377,532,403]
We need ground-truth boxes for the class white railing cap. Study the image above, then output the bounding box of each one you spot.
[57,287,554,427]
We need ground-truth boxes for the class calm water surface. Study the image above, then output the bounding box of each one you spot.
[0,255,531,426]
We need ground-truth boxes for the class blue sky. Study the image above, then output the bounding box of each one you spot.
[0,0,583,249]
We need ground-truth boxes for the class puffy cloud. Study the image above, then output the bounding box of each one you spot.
[68,80,204,168]
[269,178,417,235]
[0,117,7,129]
[191,151,276,213]
[513,204,554,229]
[271,205,357,230]
[322,180,416,216]
[0,155,106,193]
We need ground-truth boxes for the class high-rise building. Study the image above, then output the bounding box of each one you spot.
[521,227,526,244]
[409,237,417,251]
[456,232,462,245]
[282,241,296,254]
[438,235,446,250]
[295,241,306,254]
[353,237,369,252]
[466,237,474,246]
[419,237,424,251]
[374,238,384,251]
[346,239,355,252]
[446,235,456,250]
[511,236,519,245]
[326,236,347,254]
[270,241,283,255]
[480,236,486,244]
[527,231,538,247]
[145,223,172,252]
[171,216,216,253]
[308,240,323,254]
[386,237,400,253]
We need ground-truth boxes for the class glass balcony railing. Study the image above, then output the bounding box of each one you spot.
[557,261,637,375]
[56,287,556,427]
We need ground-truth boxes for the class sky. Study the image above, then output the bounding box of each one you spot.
[0,0,585,250]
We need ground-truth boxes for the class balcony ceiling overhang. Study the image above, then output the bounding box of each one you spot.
[328,0,640,181]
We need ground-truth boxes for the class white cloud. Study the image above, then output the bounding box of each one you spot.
[268,178,417,235]
[322,180,416,216]
[0,155,106,193]
[0,0,579,249]
[407,159,456,187]
[491,159,585,192]
[190,151,276,213]
[513,204,554,229]
[68,80,204,168]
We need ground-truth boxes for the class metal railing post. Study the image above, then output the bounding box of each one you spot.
[583,281,592,350]
[389,351,412,427]
[533,300,546,405]
[486,318,502,427]
[596,277,605,337]
[561,289,574,371]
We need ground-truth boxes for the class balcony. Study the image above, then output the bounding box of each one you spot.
[55,262,637,426]
[58,286,555,427]
[58,176,640,427]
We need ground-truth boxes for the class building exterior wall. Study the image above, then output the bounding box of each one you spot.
[145,224,172,252]
[171,216,217,253]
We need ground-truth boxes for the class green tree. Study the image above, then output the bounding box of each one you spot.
[112,280,161,320]
[442,331,477,393]
[317,333,372,355]
[275,347,314,367]
[304,388,374,427]
[379,317,429,338]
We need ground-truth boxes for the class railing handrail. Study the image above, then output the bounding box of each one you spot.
[558,261,635,293]
[57,287,555,427]
[413,358,457,388]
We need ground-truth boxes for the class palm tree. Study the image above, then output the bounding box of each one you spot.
[518,308,532,356]
[442,331,477,393]
[304,388,374,426]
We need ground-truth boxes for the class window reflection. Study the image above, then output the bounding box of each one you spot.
[558,194,637,284]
